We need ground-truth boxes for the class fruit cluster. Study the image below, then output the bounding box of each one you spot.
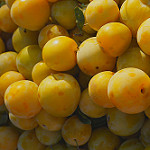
[0,0,150,150]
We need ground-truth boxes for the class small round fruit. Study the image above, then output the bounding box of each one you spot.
[16,45,42,80]
[96,22,132,57]
[12,27,39,53]
[117,46,150,76]
[35,126,61,146]
[107,108,145,136]
[88,127,120,150]
[38,73,81,117]
[32,61,57,85]
[108,67,150,114]
[89,71,114,108]
[137,18,150,55]
[42,36,77,71]
[51,0,77,30]
[38,24,69,48]
[18,130,45,150]
[85,0,119,31]
[0,71,25,98]
[140,119,150,146]
[36,109,66,131]
[145,146,150,150]
[0,37,5,54]
[79,89,106,118]
[0,51,18,76]
[4,80,41,119]
[0,5,17,33]
[120,0,150,37]
[118,138,145,150]
[9,113,38,130]
[77,37,116,76]
[0,126,19,150]
[62,116,92,146]
[11,0,50,31]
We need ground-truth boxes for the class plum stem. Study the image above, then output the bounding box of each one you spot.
[74,139,80,150]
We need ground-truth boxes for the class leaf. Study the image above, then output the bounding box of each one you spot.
[0,0,5,7]
[74,7,85,34]
[77,108,91,124]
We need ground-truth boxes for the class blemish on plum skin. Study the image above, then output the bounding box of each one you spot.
[96,66,99,69]
[129,73,136,77]
[58,91,64,96]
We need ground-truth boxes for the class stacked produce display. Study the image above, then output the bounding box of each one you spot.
[1,0,150,149]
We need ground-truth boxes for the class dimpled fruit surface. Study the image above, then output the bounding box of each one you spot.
[42,36,77,71]
[17,130,45,150]
[96,22,132,57]
[77,37,116,76]
[107,108,145,136]
[0,71,25,98]
[4,80,41,119]
[0,126,19,150]
[89,71,114,108]
[9,113,38,130]
[62,116,92,146]
[35,126,61,146]
[85,0,119,31]
[11,0,50,31]
[38,73,81,117]
[88,127,120,150]
[108,67,150,114]
[36,109,66,131]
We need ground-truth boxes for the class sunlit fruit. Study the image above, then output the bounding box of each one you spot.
[42,36,77,71]
[38,73,81,117]
[77,37,116,76]
[108,67,150,114]
[4,80,41,119]
[11,0,50,31]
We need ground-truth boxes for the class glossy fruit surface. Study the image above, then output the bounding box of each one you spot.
[77,37,116,76]
[42,36,77,71]
[4,80,41,119]
[11,0,50,31]
[108,67,150,114]
[85,0,119,31]
[89,71,114,108]
[38,73,81,117]
[0,5,17,33]
[97,22,132,57]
